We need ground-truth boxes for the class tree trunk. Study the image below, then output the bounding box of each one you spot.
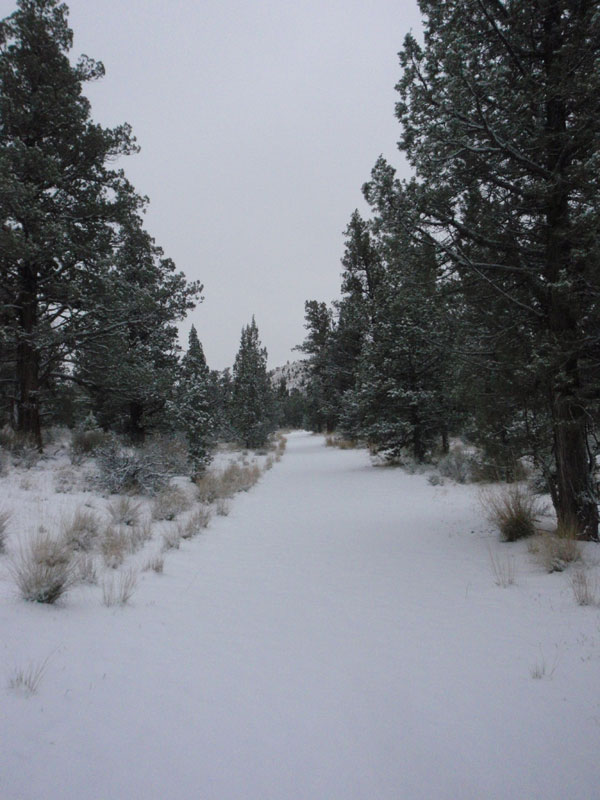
[127,401,146,444]
[15,265,42,450]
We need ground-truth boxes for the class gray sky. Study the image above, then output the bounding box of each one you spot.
[2,0,422,370]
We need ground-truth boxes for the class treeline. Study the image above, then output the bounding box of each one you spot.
[299,1,600,540]
[0,0,281,474]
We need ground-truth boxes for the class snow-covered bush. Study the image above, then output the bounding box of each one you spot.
[10,531,75,603]
[437,448,476,484]
[94,436,172,495]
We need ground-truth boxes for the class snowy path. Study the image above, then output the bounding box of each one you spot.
[2,431,600,799]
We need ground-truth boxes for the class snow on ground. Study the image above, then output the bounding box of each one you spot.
[1,431,600,799]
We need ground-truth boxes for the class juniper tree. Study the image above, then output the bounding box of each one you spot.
[231,317,274,448]
[396,0,600,538]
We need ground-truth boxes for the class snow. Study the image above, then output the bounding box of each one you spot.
[1,431,600,799]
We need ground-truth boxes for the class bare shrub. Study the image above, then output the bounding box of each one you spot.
[102,568,137,606]
[8,656,50,696]
[143,433,190,476]
[0,509,11,553]
[144,554,164,574]
[481,485,540,541]
[179,507,211,539]
[488,544,516,587]
[62,509,100,552]
[10,532,75,603]
[570,568,599,606]
[222,462,261,493]
[108,497,141,527]
[161,528,181,551]
[536,521,581,573]
[100,526,129,569]
[215,498,231,516]
[152,486,191,521]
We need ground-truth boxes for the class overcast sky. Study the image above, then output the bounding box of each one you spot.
[2,0,423,370]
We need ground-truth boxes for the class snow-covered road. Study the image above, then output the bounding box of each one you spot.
[2,431,600,799]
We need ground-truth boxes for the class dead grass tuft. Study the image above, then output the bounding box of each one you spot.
[143,554,164,574]
[100,526,129,569]
[73,553,98,584]
[102,568,137,606]
[10,531,75,603]
[534,521,581,573]
[152,486,191,521]
[8,656,51,696]
[481,485,541,541]
[107,497,142,527]
[62,509,100,552]
[487,544,516,587]
[161,528,181,551]
[570,568,599,606]
[178,507,212,539]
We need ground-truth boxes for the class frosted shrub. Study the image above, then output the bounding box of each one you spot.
[10,531,75,604]
[108,497,142,527]
[152,486,191,521]
[62,509,100,552]
[437,448,476,484]
[95,436,172,495]
[482,485,541,541]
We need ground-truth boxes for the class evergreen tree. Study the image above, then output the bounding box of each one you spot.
[177,326,214,477]
[0,0,144,446]
[296,301,338,433]
[231,317,274,448]
[396,0,600,538]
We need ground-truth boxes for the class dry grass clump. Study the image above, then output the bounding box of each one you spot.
[128,522,153,552]
[102,568,137,606]
[488,544,516,587]
[0,509,11,553]
[10,531,75,603]
[530,519,581,573]
[152,486,191,521]
[178,507,212,539]
[481,485,541,541]
[195,463,260,502]
[161,528,181,551]
[143,554,164,574]
[108,497,142,527]
[100,526,130,569]
[73,553,98,584]
[62,509,100,552]
[69,427,108,464]
[54,466,78,493]
[215,498,231,516]
[8,656,50,696]
[264,455,274,470]
[570,568,599,606]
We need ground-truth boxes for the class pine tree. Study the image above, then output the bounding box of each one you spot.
[396,0,600,538]
[177,326,214,477]
[0,0,148,446]
[231,317,274,448]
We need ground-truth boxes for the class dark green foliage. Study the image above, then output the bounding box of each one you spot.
[176,326,215,477]
[231,318,275,448]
